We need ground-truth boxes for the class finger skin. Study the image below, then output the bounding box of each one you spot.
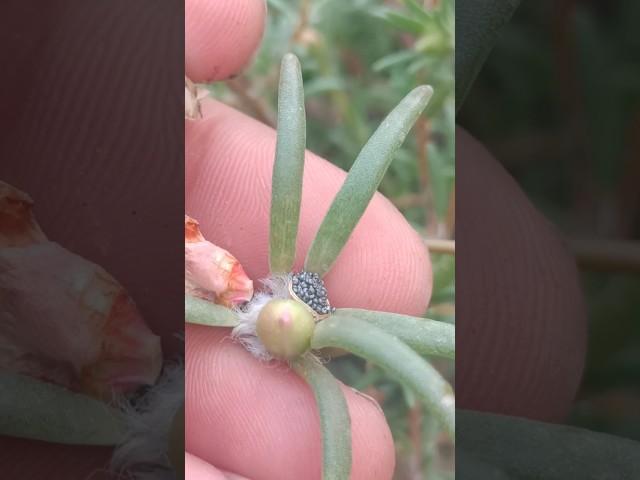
[186,452,233,480]
[185,325,395,480]
[186,0,266,82]
[185,98,432,316]
[0,1,182,475]
[0,0,184,355]
[456,127,587,421]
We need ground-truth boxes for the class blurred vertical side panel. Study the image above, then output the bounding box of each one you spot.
[457,0,640,478]
[0,1,184,479]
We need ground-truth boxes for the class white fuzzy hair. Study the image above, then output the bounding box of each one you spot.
[108,358,184,480]
[231,274,291,361]
[98,277,294,478]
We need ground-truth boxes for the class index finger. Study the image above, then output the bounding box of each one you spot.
[186,98,432,316]
[186,0,266,82]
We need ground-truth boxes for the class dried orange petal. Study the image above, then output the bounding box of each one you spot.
[0,182,161,399]
[184,215,253,307]
[0,181,46,247]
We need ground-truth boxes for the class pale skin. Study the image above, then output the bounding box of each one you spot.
[185,0,430,478]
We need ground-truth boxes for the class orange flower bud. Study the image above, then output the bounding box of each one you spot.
[184,215,253,307]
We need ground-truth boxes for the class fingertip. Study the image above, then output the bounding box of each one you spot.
[186,99,432,317]
[186,0,266,82]
[456,127,587,421]
[343,386,396,480]
[185,325,395,479]
[320,191,433,316]
[185,452,228,480]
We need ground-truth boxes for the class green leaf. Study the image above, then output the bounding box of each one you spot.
[458,410,640,479]
[270,53,306,273]
[305,86,433,276]
[312,316,454,439]
[403,0,434,23]
[372,50,417,72]
[185,295,239,327]
[333,309,455,359]
[0,373,125,445]
[292,355,352,480]
[456,0,522,112]
[384,11,426,35]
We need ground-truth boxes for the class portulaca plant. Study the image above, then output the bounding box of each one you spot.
[185,54,455,480]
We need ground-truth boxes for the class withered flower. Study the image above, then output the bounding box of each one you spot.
[0,181,162,399]
[184,215,253,307]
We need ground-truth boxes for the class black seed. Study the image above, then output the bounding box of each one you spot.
[291,271,333,315]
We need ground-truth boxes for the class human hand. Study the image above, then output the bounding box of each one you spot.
[184,1,433,479]
[0,1,182,478]
[455,127,586,422]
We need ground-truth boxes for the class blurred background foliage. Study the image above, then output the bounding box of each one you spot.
[459,0,640,443]
[210,0,454,478]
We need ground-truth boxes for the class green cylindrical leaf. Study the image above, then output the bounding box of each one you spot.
[0,373,126,445]
[458,409,640,479]
[312,315,454,439]
[304,85,433,276]
[270,53,306,273]
[333,308,455,359]
[456,0,521,112]
[185,295,239,327]
[292,355,352,480]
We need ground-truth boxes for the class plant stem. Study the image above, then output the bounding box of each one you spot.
[312,316,455,439]
[225,77,275,127]
[292,355,352,480]
[424,238,455,255]
[415,113,437,234]
[408,404,424,480]
[570,237,640,273]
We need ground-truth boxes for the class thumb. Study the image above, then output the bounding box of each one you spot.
[186,97,432,316]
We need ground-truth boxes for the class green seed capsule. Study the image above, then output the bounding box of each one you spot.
[256,299,315,360]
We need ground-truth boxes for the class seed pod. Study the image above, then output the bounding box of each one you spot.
[256,299,315,360]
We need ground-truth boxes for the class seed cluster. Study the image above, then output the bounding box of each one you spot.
[291,271,334,316]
